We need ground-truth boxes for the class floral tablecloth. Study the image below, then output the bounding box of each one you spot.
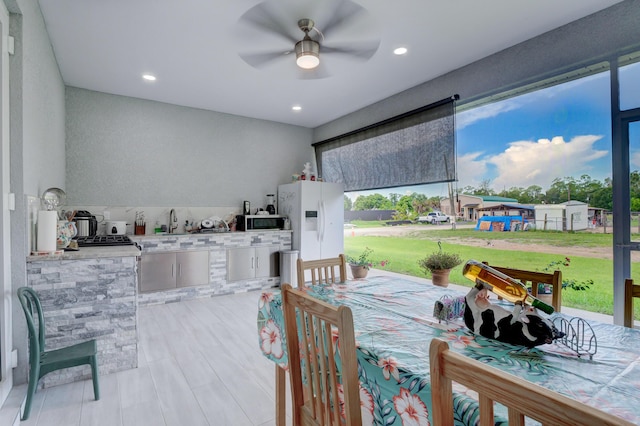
[257,276,640,425]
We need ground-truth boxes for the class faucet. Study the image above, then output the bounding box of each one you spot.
[169,209,178,233]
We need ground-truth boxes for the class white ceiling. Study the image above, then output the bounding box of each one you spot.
[38,0,622,128]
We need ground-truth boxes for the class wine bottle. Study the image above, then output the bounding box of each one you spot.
[462,260,555,315]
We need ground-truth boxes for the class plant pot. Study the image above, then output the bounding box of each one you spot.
[350,265,368,279]
[430,269,451,287]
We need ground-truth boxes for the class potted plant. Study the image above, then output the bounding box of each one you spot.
[418,244,462,287]
[346,247,388,279]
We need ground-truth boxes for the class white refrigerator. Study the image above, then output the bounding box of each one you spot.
[278,181,344,263]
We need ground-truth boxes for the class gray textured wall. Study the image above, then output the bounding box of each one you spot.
[313,0,640,142]
[65,87,313,208]
[16,0,65,195]
[9,0,66,385]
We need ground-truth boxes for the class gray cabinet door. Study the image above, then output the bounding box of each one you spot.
[255,246,279,278]
[177,250,210,287]
[227,247,255,281]
[140,252,176,292]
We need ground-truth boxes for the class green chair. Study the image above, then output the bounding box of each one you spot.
[17,287,100,420]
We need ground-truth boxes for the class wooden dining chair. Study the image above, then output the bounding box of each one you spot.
[623,278,640,328]
[429,338,633,426]
[17,287,100,421]
[482,261,563,312]
[281,283,362,426]
[296,254,347,288]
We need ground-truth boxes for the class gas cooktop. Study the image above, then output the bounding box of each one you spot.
[75,235,135,247]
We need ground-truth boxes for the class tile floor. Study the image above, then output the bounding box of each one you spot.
[0,270,616,426]
[2,290,282,426]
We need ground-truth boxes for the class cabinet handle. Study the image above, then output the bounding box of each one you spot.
[171,264,175,278]
[251,256,254,269]
[178,263,182,277]
[256,256,260,270]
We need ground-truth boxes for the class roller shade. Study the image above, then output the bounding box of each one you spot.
[314,95,458,192]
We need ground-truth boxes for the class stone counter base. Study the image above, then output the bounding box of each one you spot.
[26,256,138,389]
[137,276,279,306]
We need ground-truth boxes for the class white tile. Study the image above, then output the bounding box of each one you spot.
[121,400,166,426]
[147,358,209,426]
[32,381,84,426]
[191,380,253,426]
[116,366,157,409]
[18,291,280,426]
[79,374,122,426]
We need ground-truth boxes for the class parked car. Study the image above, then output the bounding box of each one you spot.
[417,212,450,224]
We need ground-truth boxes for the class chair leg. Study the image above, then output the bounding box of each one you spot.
[275,365,286,426]
[90,355,100,400]
[21,364,40,421]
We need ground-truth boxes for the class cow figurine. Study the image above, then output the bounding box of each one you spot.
[464,282,565,348]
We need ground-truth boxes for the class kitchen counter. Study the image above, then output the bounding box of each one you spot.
[26,249,139,389]
[132,230,292,305]
[132,229,292,239]
[22,230,291,388]
[26,244,141,262]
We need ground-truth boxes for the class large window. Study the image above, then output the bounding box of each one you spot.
[345,65,613,214]
[315,97,457,192]
[455,67,612,207]
[620,52,640,111]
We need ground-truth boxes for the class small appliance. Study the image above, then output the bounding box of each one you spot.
[106,221,127,235]
[236,215,286,231]
[76,235,135,247]
[73,210,98,237]
[266,194,276,215]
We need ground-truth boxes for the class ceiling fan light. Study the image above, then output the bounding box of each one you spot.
[295,39,320,69]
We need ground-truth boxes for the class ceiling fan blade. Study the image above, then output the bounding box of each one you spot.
[239,50,291,69]
[320,0,366,37]
[238,2,298,44]
[321,40,380,61]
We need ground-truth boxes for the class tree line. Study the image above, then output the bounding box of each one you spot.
[345,172,640,218]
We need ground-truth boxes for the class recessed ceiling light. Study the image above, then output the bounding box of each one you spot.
[393,47,408,56]
[142,74,156,81]
[292,105,302,111]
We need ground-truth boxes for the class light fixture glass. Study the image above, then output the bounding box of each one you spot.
[393,47,408,56]
[142,74,157,81]
[295,39,320,70]
[292,105,302,111]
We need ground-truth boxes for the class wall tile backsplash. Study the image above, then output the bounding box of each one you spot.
[64,205,242,235]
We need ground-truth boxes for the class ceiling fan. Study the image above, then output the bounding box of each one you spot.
[236,0,380,79]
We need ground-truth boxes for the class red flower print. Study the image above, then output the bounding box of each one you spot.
[393,387,430,426]
[260,319,284,359]
[378,356,401,382]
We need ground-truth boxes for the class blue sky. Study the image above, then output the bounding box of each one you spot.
[347,60,640,201]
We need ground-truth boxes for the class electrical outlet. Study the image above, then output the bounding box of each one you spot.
[103,210,111,220]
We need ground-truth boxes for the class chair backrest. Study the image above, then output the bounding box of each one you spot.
[281,283,361,426]
[624,278,640,328]
[429,338,633,426]
[17,287,45,367]
[483,261,562,312]
[296,254,347,288]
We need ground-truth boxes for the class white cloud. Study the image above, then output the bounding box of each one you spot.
[456,151,489,188]
[457,100,520,130]
[631,150,640,171]
[487,135,607,190]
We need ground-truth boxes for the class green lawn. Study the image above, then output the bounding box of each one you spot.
[344,229,639,317]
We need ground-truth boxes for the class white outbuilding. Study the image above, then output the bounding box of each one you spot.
[533,201,589,231]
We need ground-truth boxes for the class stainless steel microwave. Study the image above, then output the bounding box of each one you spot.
[236,215,286,231]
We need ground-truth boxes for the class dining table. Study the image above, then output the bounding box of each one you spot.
[256,275,640,425]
